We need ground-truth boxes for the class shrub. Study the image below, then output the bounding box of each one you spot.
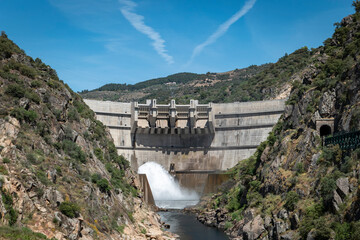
[354,0,360,13]
[26,152,43,165]
[0,35,23,59]
[94,148,104,161]
[36,170,50,186]
[62,140,86,163]
[319,145,342,166]
[97,178,111,193]
[284,191,299,211]
[333,222,351,240]
[224,221,233,230]
[3,158,10,164]
[0,166,8,175]
[10,108,38,123]
[25,89,41,104]
[320,176,336,204]
[47,79,61,89]
[68,107,79,121]
[299,202,324,238]
[226,184,246,212]
[115,224,125,233]
[340,156,353,173]
[1,190,18,226]
[295,162,305,174]
[5,84,25,98]
[91,173,102,184]
[59,201,80,218]
[30,80,42,88]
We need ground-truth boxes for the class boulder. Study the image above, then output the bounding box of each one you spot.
[280,231,296,240]
[277,209,289,220]
[336,177,349,198]
[307,229,316,240]
[243,215,265,240]
[274,219,288,237]
[333,190,343,211]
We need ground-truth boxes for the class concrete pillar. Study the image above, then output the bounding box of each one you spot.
[149,99,157,128]
[169,99,176,128]
[189,99,196,128]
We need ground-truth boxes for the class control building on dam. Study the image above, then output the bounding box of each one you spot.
[84,98,286,173]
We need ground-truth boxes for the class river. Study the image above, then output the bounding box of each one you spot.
[158,210,229,240]
[138,162,228,239]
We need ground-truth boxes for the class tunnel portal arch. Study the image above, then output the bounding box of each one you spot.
[316,118,334,137]
[320,125,332,137]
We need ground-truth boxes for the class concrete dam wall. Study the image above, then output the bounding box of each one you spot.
[84,99,285,172]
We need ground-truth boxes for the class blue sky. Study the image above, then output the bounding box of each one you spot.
[0,0,354,92]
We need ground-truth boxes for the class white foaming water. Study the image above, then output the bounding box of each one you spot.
[138,162,199,209]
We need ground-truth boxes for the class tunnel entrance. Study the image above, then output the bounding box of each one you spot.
[320,125,332,137]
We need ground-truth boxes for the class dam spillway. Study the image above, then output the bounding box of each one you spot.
[84,99,285,172]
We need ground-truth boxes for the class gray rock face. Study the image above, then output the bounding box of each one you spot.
[319,90,336,116]
[280,231,296,240]
[336,177,350,198]
[307,229,316,240]
[311,152,321,167]
[274,219,288,236]
[243,215,265,240]
[277,209,289,220]
[333,190,343,211]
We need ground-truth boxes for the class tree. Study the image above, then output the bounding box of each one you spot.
[1,31,7,38]
[353,0,360,12]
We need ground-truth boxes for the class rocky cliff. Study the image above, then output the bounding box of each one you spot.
[196,3,360,240]
[0,32,174,239]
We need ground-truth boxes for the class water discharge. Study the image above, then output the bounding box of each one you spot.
[138,162,199,209]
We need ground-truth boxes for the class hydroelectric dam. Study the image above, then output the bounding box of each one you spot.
[84,99,285,198]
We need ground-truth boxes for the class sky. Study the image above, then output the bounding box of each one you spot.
[0,0,354,92]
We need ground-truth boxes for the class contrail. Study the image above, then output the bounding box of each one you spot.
[188,0,257,64]
[119,0,174,64]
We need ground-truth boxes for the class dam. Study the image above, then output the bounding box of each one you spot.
[84,99,285,196]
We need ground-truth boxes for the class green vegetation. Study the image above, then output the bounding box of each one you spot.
[86,72,202,92]
[284,191,299,211]
[10,108,38,123]
[97,178,111,193]
[59,201,80,218]
[5,84,25,98]
[1,188,18,226]
[60,140,86,163]
[0,226,52,240]
[0,31,141,239]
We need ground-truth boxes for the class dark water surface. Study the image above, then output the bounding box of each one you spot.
[158,211,229,240]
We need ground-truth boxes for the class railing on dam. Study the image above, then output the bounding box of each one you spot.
[324,130,360,150]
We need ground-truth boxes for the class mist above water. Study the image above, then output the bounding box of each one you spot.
[138,162,199,209]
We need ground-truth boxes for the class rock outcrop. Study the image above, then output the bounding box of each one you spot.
[196,3,360,239]
[0,33,174,239]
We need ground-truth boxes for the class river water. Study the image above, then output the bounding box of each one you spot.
[138,162,228,239]
[158,211,229,240]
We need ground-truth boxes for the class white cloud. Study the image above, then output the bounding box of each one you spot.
[188,0,257,64]
[119,0,174,64]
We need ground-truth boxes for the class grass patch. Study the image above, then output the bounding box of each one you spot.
[0,226,51,240]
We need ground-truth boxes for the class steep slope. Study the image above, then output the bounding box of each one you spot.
[196,3,360,240]
[0,32,173,239]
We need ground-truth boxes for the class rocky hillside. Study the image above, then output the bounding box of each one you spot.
[196,2,360,240]
[0,32,174,239]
